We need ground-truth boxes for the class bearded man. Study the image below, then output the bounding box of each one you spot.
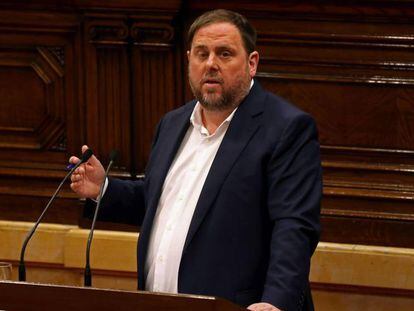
[70,9,321,311]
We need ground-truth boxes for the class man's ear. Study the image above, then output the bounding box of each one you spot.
[248,51,259,78]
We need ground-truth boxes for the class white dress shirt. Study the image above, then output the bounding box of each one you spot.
[144,102,238,293]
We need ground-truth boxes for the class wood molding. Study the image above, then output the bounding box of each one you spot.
[312,282,414,298]
[87,20,129,45]
[131,22,175,49]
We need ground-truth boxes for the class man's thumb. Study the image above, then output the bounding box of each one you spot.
[81,145,99,166]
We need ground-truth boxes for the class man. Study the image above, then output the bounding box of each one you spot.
[70,9,321,311]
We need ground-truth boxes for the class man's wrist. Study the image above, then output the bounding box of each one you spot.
[91,178,109,202]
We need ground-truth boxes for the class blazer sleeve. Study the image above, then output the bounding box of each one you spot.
[83,177,146,227]
[261,113,322,311]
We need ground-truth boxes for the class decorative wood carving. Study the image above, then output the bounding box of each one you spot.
[131,22,175,49]
[84,14,181,176]
[50,131,67,152]
[0,8,83,224]
[46,47,65,66]
[83,24,131,175]
[87,20,129,45]
[0,46,65,150]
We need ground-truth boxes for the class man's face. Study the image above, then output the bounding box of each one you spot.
[187,22,259,111]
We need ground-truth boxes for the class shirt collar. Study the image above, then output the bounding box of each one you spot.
[190,79,254,134]
[190,102,237,133]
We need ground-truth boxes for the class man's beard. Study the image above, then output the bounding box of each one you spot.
[189,70,251,111]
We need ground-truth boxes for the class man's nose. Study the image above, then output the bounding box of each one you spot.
[206,54,219,70]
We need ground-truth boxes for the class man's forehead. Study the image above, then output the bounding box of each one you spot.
[192,22,242,45]
[192,42,237,51]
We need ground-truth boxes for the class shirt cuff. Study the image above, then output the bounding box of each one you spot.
[91,177,109,202]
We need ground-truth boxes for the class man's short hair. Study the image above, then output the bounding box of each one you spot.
[187,9,257,55]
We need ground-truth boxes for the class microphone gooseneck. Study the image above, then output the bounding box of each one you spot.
[84,150,118,287]
[18,149,93,282]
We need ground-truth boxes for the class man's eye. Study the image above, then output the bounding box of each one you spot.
[198,52,208,59]
[221,51,231,58]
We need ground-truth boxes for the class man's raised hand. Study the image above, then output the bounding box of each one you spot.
[69,145,105,199]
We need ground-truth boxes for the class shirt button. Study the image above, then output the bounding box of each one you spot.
[158,255,164,263]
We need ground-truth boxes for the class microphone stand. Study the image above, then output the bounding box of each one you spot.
[84,150,118,287]
[19,149,93,281]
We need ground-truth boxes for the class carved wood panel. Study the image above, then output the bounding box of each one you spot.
[0,2,183,225]
[84,19,132,175]
[83,13,183,177]
[0,9,83,223]
[0,47,66,151]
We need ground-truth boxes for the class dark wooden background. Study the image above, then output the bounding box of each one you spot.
[1,0,414,247]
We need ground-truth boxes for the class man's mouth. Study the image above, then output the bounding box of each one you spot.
[202,78,222,86]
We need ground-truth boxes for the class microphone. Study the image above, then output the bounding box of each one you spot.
[84,150,118,287]
[18,149,93,282]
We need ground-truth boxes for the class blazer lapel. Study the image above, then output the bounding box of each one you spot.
[138,102,195,288]
[145,102,196,215]
[183,81,266,252]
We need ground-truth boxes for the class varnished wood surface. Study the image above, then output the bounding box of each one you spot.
[312,282,414,299]
[0,281,245,311]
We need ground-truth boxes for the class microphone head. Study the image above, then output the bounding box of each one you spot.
[81,149,93,163]
[109,150,118,162]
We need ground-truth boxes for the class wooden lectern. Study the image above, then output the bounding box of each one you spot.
[0,281,246,311]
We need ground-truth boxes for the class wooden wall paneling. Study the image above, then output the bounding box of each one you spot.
[186,0,414,18]
[0,46,66,156]
[311,282,414,311]
[130,14,184,174]
[0,0,180,10]
[84,17,132,177]
[0,9,85,224]
[252,11,414,246]
[83,10,183,177]
[65,20,87,158]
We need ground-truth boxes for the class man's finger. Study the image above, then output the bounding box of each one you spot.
[81,145,89,153]
[71,174,79,182]
[85,154,100,167]
[247,303,281,311]
[69,156,80,165]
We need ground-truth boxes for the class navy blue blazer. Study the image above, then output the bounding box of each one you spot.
[94,81,321,311]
